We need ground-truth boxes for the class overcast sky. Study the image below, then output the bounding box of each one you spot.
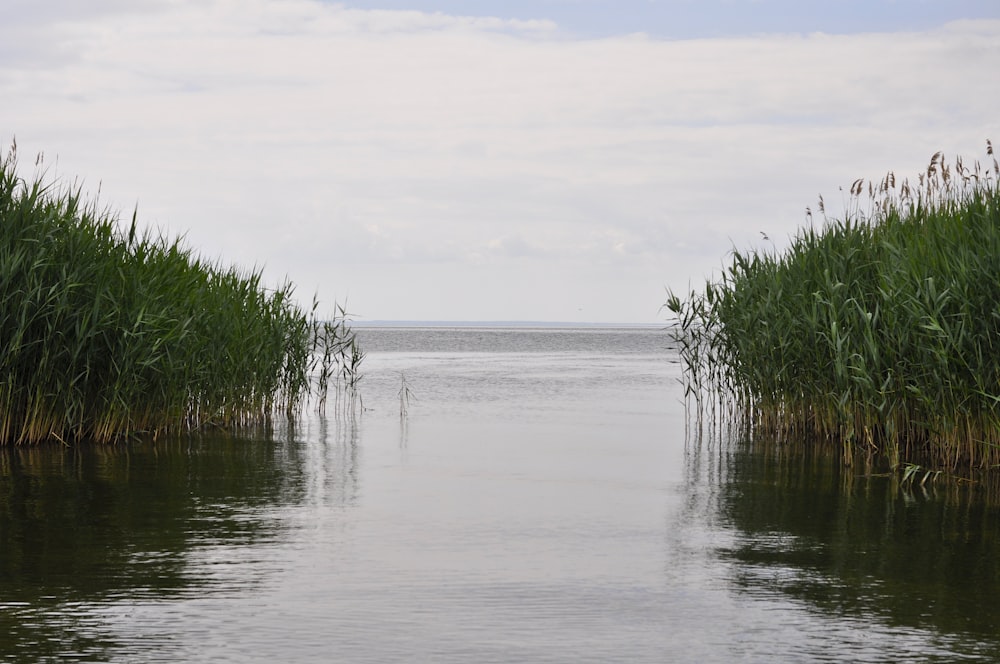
[3,1,999,323]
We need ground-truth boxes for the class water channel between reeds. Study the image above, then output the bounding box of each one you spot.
[1,325,998,662]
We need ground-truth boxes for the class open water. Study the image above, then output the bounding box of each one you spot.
[1,325,999,662]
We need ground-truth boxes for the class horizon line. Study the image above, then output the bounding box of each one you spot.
[351,319,666,328]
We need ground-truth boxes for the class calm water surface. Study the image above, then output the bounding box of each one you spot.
[1,326,998,662]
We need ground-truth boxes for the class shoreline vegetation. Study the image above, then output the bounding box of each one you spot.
[0,142,362,445]
[667,141,1000,473]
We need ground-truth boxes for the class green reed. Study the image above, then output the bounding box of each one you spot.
[667,142,1000,470]
[0,142,361,444]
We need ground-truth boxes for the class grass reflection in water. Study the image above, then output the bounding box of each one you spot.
[713,432,1000,643]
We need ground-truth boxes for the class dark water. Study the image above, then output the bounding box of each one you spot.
[1,326,998,662]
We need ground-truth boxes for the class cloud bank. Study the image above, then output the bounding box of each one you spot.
[2,1,999,321]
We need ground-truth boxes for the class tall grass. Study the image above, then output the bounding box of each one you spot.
[667,142,1000,470]
[0,142,361,444]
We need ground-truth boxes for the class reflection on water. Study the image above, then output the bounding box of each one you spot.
[686,429,1000,660]
[0,327,998,662]
[0,418,368,658]
[730,439,1000,629]
[0,428,311,659]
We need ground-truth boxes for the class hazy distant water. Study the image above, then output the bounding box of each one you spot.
[1,325,998,662]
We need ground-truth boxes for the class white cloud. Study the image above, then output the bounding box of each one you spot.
[2,2,999,321]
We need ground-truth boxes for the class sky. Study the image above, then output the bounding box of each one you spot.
[3,1,999,323]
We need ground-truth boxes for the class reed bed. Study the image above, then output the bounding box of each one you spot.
[667,142,1000,471]
[0,142,361,445]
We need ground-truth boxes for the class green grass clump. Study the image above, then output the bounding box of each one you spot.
[667,141,1000,470]
[0,142,361,444]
